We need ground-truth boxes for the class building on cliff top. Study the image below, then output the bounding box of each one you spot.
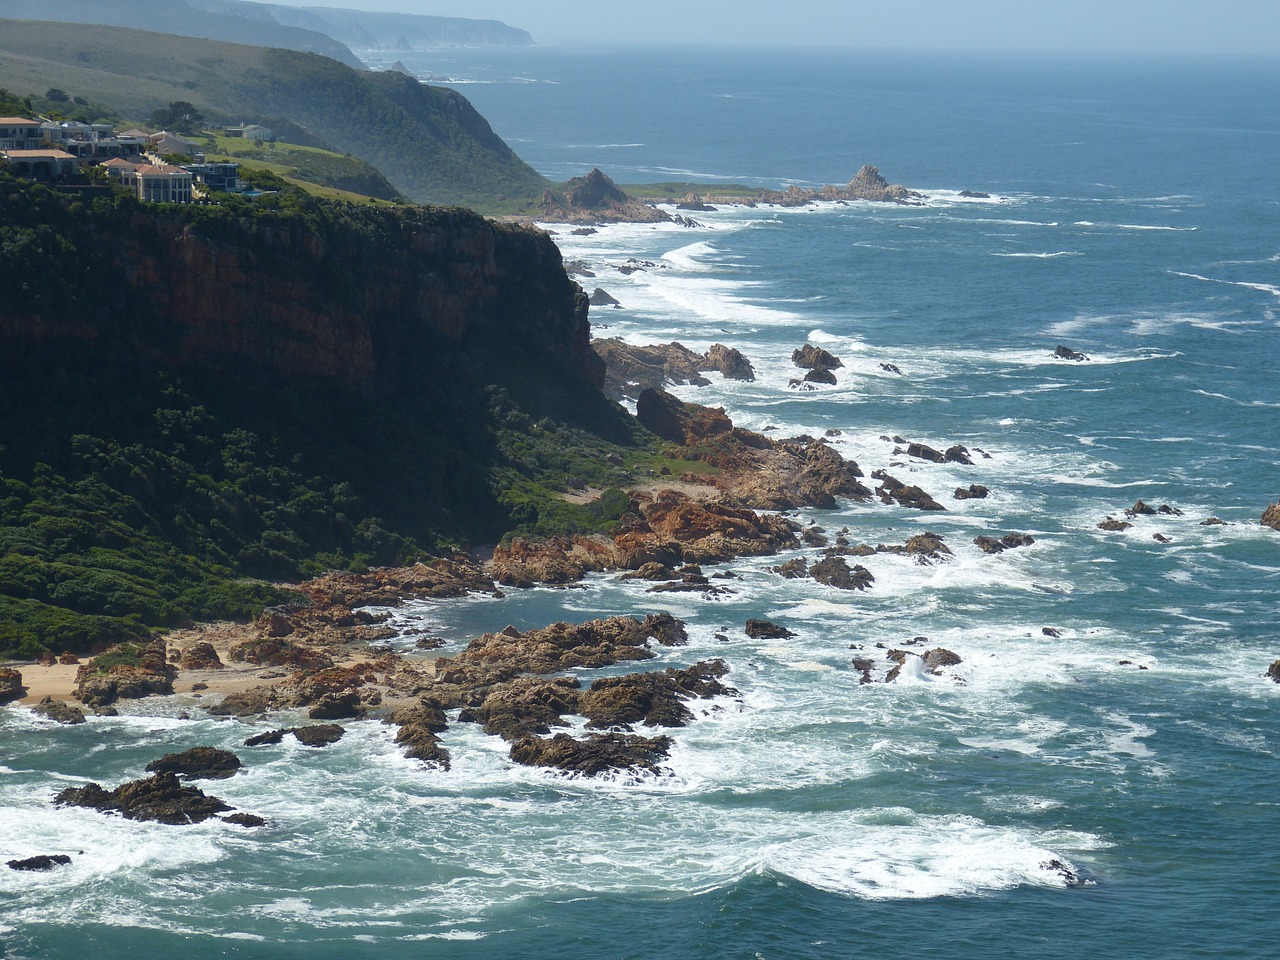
[101,158,193,203]
[1,148,79,179]
[0,117,43,150]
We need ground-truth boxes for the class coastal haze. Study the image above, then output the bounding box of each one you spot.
[2,3,1279,960]
[268,0,1280,53]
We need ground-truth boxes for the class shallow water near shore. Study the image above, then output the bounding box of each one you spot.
[3,45,1279,959]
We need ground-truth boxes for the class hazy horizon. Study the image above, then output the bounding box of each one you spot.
[272,0,1280,56]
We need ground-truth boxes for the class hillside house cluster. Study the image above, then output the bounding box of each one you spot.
[1,115,245,204]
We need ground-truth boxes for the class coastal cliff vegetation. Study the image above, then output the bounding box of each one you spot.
[0,173,650,658]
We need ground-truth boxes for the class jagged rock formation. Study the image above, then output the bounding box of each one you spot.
[541,168,671,224]
[758,165,924,206]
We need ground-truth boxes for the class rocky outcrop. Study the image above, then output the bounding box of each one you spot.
[1097,517,1133,531]
[458,676,583,741]
[704,344,755,381]
[745,619,794,639]
[1262,502,1280,531]
[955,484,990,500]
[454,615,685,674]
[31,697,86,724]
[541,168,671,224]
[177,642,223,671]
[578,660,735,729]
[1266,660,1280,683]
[874,473,946,511]
[1054,345,1090,361]
[973,533,1036,554]
[509,731,673,776]
[809,556,875,591]
[589,287,622,308]
[885,647,963,683]
[0,667,26,705]
[54,772,236,825]
[8,854,73,871]
[792,344,843,372]
[74,640,176,708]
[145,747,243,780]
[756,165,924,206]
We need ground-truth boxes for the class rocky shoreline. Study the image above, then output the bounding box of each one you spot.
[6,328,1280,827]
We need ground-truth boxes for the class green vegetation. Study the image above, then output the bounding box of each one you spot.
[623,182,764,201]
[0,174,660,658]
[0,20,551,211]
[203,133,402,201]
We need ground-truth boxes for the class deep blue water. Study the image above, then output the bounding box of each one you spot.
[2,45,1278,960]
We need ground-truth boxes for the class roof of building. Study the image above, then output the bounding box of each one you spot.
[0,117,39,125]
[1,149,76,159]
[101,157,142,169]
[135,163,192,177]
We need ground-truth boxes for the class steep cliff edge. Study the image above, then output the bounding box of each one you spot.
[0,175,635,656]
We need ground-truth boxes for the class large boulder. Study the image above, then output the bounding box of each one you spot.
[792,344,844,371]
[745,619,794,639]
[8,854,73,871]
[704,343,755,381]
[177,642,223,671]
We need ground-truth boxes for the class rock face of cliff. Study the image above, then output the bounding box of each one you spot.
[0,180,602,395]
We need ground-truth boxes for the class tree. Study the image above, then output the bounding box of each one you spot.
[151,101,204,133]
[45,88,69,103]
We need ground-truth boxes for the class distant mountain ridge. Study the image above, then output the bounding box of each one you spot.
[228,3,535,49]
[0,0,534,61]
[0,0,367,68]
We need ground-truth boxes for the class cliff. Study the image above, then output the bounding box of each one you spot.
[0,175,637,657]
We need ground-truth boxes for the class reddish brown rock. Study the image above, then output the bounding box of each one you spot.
[75,640,176,708]
[178,642,223,671]
[0,667,26,705]
[792,344,844,371]
[145,747,242,781]
[745,619,794,639]
[455,615,682,674]
[810,556,875,591]
[578,660,734,730]
[458,676,583,741]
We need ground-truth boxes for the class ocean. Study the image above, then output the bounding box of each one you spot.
[3,44,1279,959]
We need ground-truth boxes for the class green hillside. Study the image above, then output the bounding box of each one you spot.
[0,19,551,210]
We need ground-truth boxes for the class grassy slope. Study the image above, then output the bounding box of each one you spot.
[0,19,551,210]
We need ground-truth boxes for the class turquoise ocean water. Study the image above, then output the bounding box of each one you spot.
[2,45,1278,959]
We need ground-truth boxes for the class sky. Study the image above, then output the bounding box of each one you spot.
[281,0,1280,55]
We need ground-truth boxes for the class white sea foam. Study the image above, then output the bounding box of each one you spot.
[992,251,1081,258]
[1169,270,1280,299]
